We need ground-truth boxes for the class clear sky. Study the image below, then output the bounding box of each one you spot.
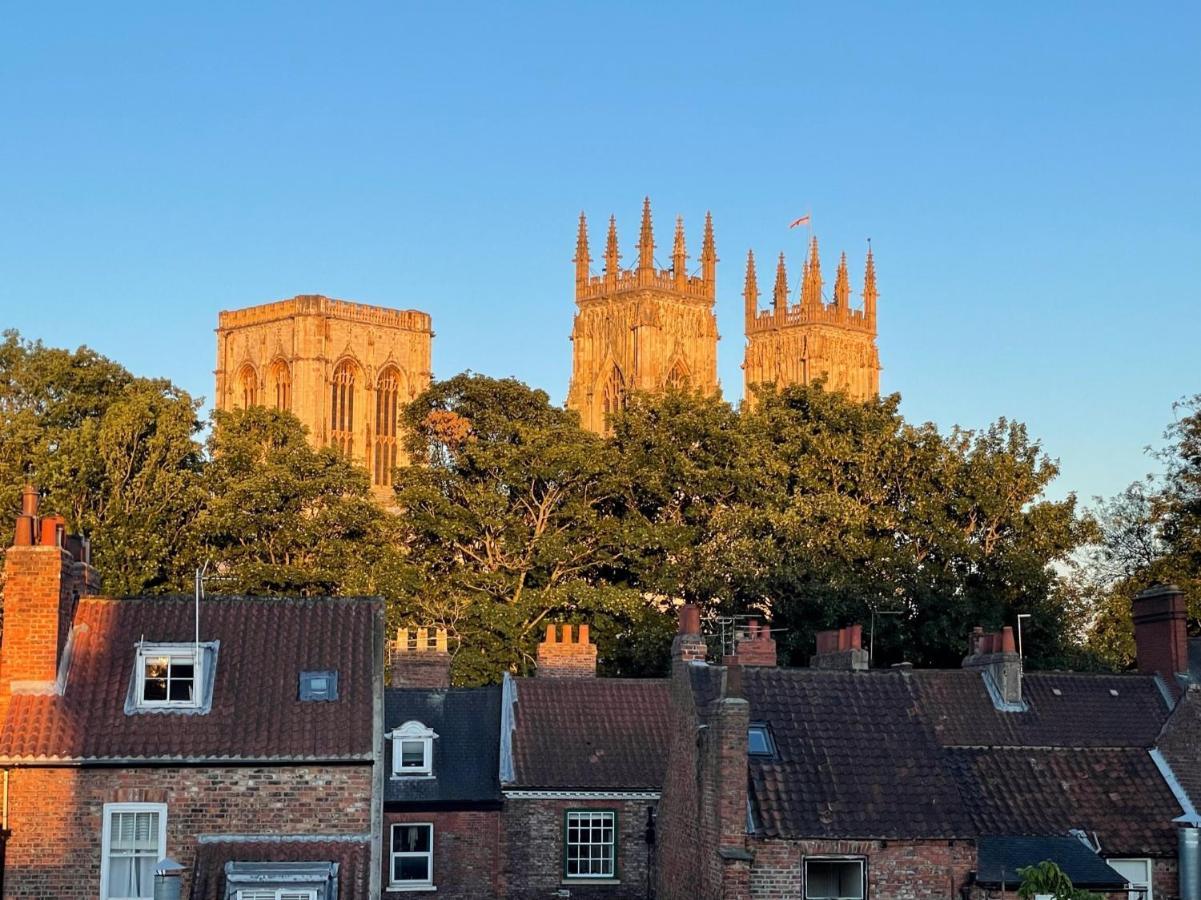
[1,3,1197,504]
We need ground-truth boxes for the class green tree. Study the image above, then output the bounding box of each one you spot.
[0,331,204,595]
[1087,394,1201,664]
[197,406,404,597]
[394,374,672,684]
[1016,860,1101,899]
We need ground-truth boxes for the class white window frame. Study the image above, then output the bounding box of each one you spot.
[389,822,434,891]
[1107,857,1153,900]
[803,856,866,900]
[236,891,318,900]
[99,801,168,900]
[135,643,202,709]
[564,809,618,881]
[389,720,437,777]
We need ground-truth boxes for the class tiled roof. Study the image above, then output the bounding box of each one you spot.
[743,667,971,839]
[385,686,502,805]
[950,748,1179,855]
[734,666,1183,850]
[976,836,1128,889]
[506,677,670,791]
[188,836,371,900]
[0,595,381,762]
[1158,686,1201,816]
[911,670,1170,748]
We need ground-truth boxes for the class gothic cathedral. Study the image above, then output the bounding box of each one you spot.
[214,294,432,498]
[566,199,720,433]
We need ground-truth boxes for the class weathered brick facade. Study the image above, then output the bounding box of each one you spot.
[3,764,373,899]
[501,797,656,899]
[382,810,502,898]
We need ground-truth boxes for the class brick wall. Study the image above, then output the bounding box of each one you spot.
[536,624,598,678]
[3,763,372,900]
[383,809,502,897]
[1,545,74,688]
[502,797,656,899]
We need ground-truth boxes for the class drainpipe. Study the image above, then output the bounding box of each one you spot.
[1181,826,1200,900]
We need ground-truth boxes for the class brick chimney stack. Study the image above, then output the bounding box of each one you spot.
[1132,584,1189,689]
[729,619,777,667]
[963,625,1023,707]
[388,627,452,688]
[810,624,869,671]
[536,624,598,678]
[3,485,99,694]
[672,603,707,666]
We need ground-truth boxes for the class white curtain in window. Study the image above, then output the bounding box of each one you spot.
[107,811,159,899]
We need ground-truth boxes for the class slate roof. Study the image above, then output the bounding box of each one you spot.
[385,686,502,806]
[976,835,1129,889]
[506,676,670,791]
[188,836,371,900]
[1157,686,1201,818]
[0,595,381,762]
[731,665,1184,853]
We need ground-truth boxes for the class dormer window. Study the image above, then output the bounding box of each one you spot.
[390,720,437,777]
[126,641,218,715]
[138,645,199,707]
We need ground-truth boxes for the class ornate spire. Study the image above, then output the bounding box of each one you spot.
[833,251,850,313]
[863,242,877,328]
[638,196,655,271]
[700,211,717,294]
[574,212,591,292]
[672,216,688,287]
[604,215,620,278]
[743,249,759,329]
[801,235,822,310]
[773,252,789,316]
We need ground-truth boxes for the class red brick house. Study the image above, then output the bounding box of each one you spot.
[656,598,1199,900]
[0,487,383,899]
[499,624,670,899]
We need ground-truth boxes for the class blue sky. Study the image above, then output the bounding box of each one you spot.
[1,2,1197,504]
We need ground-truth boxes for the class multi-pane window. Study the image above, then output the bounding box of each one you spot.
[564,810,617,880]
[238,365,258,408]
[804,858,865,900]
[136,645,198,707]
[665,361,689,389]
[1107,858,1152,900]
[100,803,166,900]
[237,892,317,900]
[374,367,401,486]
[330,361,357,456]
[269,359,291,411]
[390,823,434,889]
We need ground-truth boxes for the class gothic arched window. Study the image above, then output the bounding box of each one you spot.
[374,367,403,487]
[269,359,291,411]
[602,366,625,427]
[665,360,690,390]
[237,364,258,408]
[330,360,358,456]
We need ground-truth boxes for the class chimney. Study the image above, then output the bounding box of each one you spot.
[962,625,1023,707]
[810,624,868,671]
[730,619,777,667]
[388,627,452,688]
[536,623,598,678]
[2,485,99,694]
[672,603,707,666]
[1132,584,1189,687]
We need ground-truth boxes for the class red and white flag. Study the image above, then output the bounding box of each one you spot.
[789,214,811,229]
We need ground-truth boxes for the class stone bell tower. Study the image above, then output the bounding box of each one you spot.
[566,198,720,433]
[742,237,880,405]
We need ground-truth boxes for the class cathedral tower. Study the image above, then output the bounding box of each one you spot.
[742,238,880,404]
[566,199,720,433]
[215,294,433,498]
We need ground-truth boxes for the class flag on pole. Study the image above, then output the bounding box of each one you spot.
[789,214,811,229]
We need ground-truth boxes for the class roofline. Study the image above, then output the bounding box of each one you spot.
[197,832,372,844]
[76,594,384,605]
[384,799,504,812]
[0,755,375,767]
[1150,747,1201,826]
[502,789,661,800]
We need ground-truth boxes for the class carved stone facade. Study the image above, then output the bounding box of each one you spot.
[567,199,720,433]
[215,294,432,497]
[742,238,880,405]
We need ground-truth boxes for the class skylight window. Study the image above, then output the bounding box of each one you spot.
[748,723,776,757]
[299,670,338,701]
